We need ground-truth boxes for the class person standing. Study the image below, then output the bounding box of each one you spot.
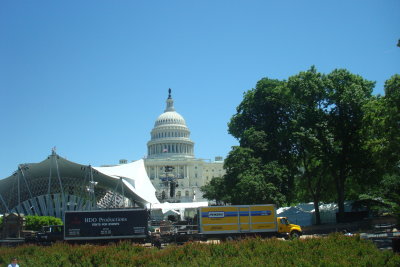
[8,257,19,267]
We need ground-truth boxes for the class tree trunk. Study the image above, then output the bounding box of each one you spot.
[335,169,346,222]
[313,198,321,225]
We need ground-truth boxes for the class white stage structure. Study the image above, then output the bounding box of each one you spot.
[0,151,159,219]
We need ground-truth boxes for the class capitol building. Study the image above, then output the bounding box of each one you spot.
[143,89,225,203]
[0,89,224,217]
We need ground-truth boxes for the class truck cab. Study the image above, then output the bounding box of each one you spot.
[36,225,64,243]
[277,217,302,238]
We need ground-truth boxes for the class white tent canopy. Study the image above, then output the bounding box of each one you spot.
[150,202,208,212]
[277,206,313,226]
[277,202,356,226]
[94,159,160,205]
[150,202,208,220]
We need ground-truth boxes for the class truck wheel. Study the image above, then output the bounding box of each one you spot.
[154,240,162,249]
[290,231,301,239]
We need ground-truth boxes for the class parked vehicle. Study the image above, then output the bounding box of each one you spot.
[24,204,302,246]
[198,204,302,240]
[155,204,302,244]
[35,225,64,243]
[64,209,148,243]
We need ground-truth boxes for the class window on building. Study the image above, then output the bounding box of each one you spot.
[185,191,189,197]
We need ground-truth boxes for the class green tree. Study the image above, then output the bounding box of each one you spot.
[362,75,400,177]
[288,66,333,224]
[358,94,388,196]
[200,176,227,204]
[223,147,286,205]
[325,69,375,217]
[382,75,400,217]
[25,215,63,231]
[227,78,296,204]
[228,78,294,164]
[203,67,394,222]
[360,75,400,217]
[381,173,400,218]
[383,74,400,171]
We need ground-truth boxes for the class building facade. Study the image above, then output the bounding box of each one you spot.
[144,89,225,203]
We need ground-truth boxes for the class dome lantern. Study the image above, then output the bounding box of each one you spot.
[165,88,175,112]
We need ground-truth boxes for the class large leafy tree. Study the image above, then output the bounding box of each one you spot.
[227,78,296,204]
[361,75,400,174]
[223,147,286,205]
[202,79,293,206]
[202,146,286,205]
[202,68,399,223]
[324,69,375,217]
[228,78,294,163]
[383,74,400,171]
[369,75,400,176]
[360,75,400,216]
[288,66,333,224]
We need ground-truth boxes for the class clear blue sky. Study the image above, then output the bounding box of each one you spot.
[1,1,399,179]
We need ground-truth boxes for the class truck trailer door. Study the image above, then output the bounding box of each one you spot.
[239,207,250,233]
[249,205,277,233]
[199,206,240,234]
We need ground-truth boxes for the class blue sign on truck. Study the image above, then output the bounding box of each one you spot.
[64,209,148,241]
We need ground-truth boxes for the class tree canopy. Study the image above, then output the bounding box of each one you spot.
[201,67,400,222]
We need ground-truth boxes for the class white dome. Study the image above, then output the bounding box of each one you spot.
[147,89,195,159]
[155,111,186,127]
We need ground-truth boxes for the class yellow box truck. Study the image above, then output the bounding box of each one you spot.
[198,204,302,239]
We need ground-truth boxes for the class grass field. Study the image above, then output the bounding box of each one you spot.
[1,234,399,266]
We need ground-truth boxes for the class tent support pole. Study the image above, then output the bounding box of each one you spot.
[0,193,10,213]
[19,165,36,214]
